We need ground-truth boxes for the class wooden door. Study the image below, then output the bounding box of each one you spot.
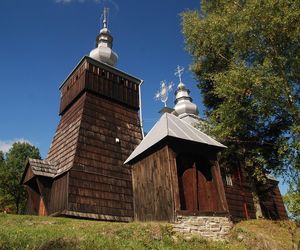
[182,167,197,212]
[197,167,218,212]
[179,159,220,213]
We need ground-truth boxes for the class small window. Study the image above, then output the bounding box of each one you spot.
[225,174,233,186]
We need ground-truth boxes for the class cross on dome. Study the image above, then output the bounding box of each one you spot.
[175,65,184,83]
[102,7,109,29]
[89,7,118,67]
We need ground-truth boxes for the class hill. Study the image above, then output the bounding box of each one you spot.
[0,214,299,250]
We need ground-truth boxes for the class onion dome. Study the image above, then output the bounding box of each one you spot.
[89,8,118,67]
[174,82,199,117]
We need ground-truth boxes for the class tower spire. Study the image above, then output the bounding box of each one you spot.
[89,8,118,67]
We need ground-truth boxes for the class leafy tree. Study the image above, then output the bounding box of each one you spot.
[182,0,300,216]
[0,142,41,214]
[0,151,4,163]
[0,151,6,210]
[182,0,299,179]
[284,178,300,222]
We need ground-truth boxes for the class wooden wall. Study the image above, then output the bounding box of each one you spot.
[48,173,68,215]
[258,183,288,220]
[59,57,140,115]
[47,92,86,172]
[222,168,287,221]
[223,168,256,220]
[25,182,41,215]
[67,91,142,221]
[44,57,142,221]
[132,145,176,222]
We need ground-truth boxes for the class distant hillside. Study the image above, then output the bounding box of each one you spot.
[0,214,299,250]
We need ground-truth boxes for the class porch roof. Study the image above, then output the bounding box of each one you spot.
[124,113,226,164]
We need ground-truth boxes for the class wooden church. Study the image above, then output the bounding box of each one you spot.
[21,10,287,223]
[21,10,142,221]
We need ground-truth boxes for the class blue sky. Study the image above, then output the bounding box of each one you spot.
[0,0,288,194]
[0,0,201,155]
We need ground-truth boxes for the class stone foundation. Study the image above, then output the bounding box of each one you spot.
[172,215,233,241]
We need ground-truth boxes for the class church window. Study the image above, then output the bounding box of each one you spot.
[225,174,233,186]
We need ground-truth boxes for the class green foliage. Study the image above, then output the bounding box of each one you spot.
[0,142,41,214]
[182,0,300,181]
[284,178,300,222]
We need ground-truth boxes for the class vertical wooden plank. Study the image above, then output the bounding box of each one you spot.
[197,167,208,212]
[212,161,229,213]
[167,146,180,221]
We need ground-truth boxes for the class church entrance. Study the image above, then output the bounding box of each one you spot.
[177,155,220,213]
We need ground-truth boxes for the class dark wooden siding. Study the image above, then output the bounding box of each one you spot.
[68,169,133,219]
[59,58,140,115]
[25,183,40,215]
[132,146,175,222]
[272,186,288,219]
[223,168,256,220]
[36,177,52,215]
[60,62,87,115]
[44,57,142,220]
[47,93,86,170]
[258,184,288,220]
[225,186,256,220]
[67,92,142,221]
[176,155,228,215]
[48,173,68,215]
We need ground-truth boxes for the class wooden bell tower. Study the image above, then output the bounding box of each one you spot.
[22,10,143,221]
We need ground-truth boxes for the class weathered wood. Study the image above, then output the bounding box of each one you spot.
[212,161,229,212]
[47,173,68,215]
[23,166,35,184]
[35,56,142,221]
[132,145,175,222]
[60,58,140,115]
[176,154,227,214]
[257,182,288,220]
[167,147,180,221]
[25,182,40,215]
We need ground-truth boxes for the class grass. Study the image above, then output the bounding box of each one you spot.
[0,214,299,250]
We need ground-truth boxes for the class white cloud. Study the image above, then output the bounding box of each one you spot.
[0,139,33,154]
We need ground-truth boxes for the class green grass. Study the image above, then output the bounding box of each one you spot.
[0,214,298,250]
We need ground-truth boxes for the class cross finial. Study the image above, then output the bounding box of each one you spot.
[154,80,173,107]
[102,7,109,29]
[175,65,184,83]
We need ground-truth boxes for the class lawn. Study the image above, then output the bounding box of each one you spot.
[0,214,298,250]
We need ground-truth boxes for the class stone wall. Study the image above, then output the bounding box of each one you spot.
[172,215,233,241]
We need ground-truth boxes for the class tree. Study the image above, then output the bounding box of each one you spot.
[182,0,300,211]
[0,151,4,163]
[284,178,300,222]
[0,142,41,214]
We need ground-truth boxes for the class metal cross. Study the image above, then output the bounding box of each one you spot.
[102,7,109,29]
[175,65,184,83]
[154,80,173,107]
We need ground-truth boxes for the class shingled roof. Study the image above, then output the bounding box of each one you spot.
[124,113,226,164]
[27,158,58,178]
